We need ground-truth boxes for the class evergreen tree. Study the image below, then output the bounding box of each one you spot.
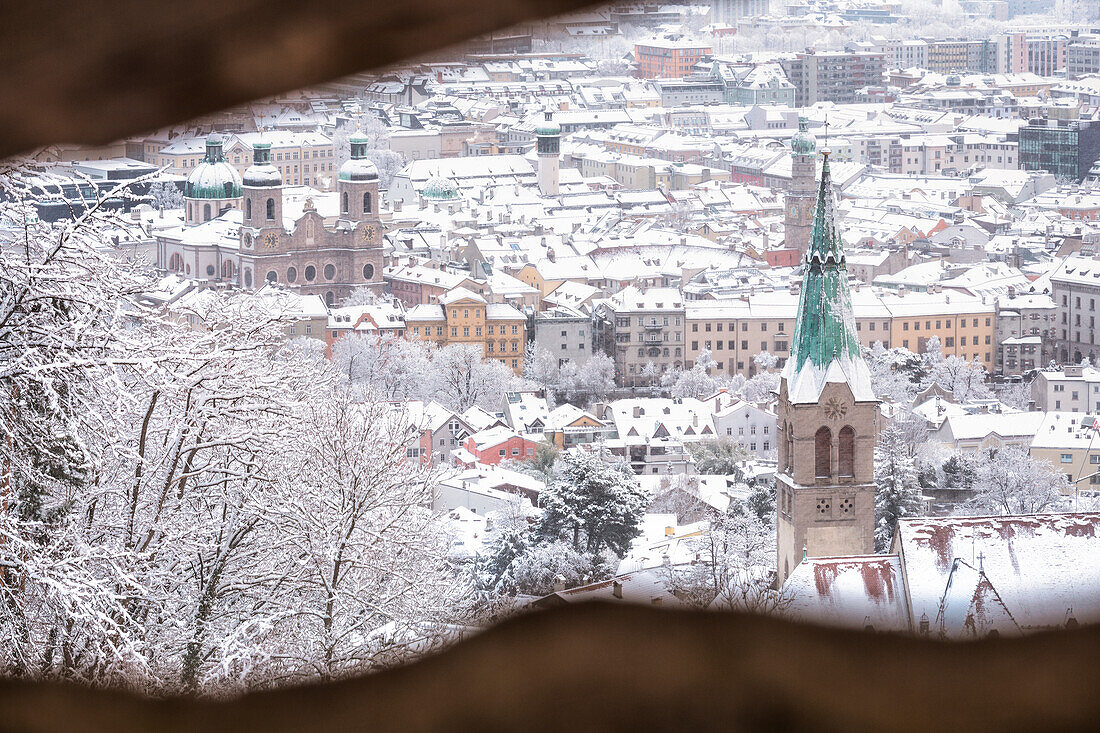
[941,453,977,489]
[477,525,529,597]
[745,483,776,523]
[537,447,647,557]
[874,424,925,551]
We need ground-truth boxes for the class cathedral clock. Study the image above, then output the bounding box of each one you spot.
[264,232,279,249]
[361,225,376,243]
[789,204,798,218]
[243,233,252,248]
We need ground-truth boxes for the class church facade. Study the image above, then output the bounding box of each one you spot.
[775,148,879,586]
[157,131,385,306]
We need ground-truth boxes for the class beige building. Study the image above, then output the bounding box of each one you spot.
[149,131,335,187]
[681,287,995,382]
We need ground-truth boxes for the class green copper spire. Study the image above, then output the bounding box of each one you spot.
[788,152,863,375]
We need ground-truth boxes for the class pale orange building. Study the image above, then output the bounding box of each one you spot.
[405,287,527,374]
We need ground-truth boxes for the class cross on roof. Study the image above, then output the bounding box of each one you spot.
[823,116,830,149]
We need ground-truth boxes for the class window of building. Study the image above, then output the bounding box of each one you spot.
[815,426,831,477]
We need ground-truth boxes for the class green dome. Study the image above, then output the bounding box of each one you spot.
[185,134,242,199]
[790,116,817,158]
[422,174,459,200]
[535,110,561,136]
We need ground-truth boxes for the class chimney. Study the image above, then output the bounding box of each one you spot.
[633,405,642,418]
[553,574,566,593]
[612,581,623,599]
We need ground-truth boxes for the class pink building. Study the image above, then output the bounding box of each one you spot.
[462,426,538,466]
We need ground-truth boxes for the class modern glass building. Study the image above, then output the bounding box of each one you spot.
[1019,116,1100,183]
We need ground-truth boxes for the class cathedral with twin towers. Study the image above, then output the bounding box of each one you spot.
[157,131,385,306]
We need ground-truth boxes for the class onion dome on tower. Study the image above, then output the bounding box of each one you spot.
[242,141,284,230]
[243,141,282,188]
[790,116,817,157]
[338,130,380,182]
[183,134,242,225]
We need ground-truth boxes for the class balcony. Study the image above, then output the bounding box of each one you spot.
[643,321,663,330]
[643,333,663,344]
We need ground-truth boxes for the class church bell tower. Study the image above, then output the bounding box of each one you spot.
[775,149,878,587]
[784,116,817,256]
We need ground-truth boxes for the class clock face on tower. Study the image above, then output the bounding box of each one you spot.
[789,204,798,218]
[361,225,376,242]
[264,233,279,249]
[824,396,849,420]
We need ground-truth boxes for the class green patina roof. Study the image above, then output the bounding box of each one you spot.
[536,110,561,136]
[185,134,242,199]
[791,116,817,157]
[788,152,862,374]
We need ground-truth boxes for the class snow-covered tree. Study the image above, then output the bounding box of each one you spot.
[640,361,662,389]
[148,180,185,210]
[537,447,647,558]
[969,445,1069,516]
[996,380,1032,411]
[342,286,383,307]
[431,342,524,412]
[664,500,786,614]
[333,335,432,402]
[666,350,721,399]
[524,343,559,390]
[928,355,992,403]
[753,351,778,371]
[741,370,780,404]
[568,352,616,404]
[874,424,926,551]
[864,341,922,404]
[501,541,612,597]
[256,389,466,684]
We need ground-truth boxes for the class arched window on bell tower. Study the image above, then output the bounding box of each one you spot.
[815,426,831,478]
[839,426,855,478]
[266,198,275,220]
[246,198,252,221]
[363,191,372,214]
[342,192,349,214]
[786,423,795,473]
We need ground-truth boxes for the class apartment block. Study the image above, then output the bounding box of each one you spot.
[594,287,686,386]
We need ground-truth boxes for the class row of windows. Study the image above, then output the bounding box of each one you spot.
[690,340,789,352]
[264,263,375,285]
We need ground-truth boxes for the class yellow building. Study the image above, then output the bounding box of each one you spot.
[682,287,996,379]
[405,287,527,374]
